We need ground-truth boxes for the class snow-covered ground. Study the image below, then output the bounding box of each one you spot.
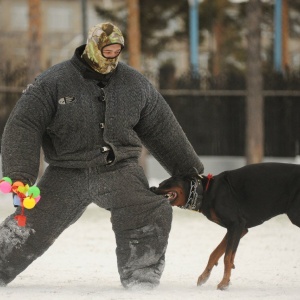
[1,156,300,299]
[1,188,300,300]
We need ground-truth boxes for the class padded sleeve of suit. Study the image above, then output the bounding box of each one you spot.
[134,85,204,176]
[1,80,56,185]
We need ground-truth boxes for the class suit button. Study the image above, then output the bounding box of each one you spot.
[101,146,111,152]
[100,89,105,101]
[98,95,105,101]
[100,123,105,129]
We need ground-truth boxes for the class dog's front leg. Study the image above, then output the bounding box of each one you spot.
[197,232,228,286]
[217,228,248,290]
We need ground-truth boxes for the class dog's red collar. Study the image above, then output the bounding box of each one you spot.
[205,173,213,192]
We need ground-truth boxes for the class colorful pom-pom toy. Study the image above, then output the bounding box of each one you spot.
[0,177,41,227]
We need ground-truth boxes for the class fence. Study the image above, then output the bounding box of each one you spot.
[161,89,300,157]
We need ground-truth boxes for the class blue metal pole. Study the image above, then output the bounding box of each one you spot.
[274,0,282,73]
[189,0,199,77]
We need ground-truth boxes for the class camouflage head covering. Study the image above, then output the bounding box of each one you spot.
[82,22,124,74]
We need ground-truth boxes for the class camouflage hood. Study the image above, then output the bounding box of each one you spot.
[82,22,124,74]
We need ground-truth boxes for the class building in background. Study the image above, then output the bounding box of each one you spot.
[0,0,114,70]
[0,0,201,86]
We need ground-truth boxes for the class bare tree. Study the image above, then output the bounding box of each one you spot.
[28,0,42,83]
[127,0,141,71]
[282,0,289,72]
[245,0,264,164]
[28,0,44,178]
[127,0,148,173]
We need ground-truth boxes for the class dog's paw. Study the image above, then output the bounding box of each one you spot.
[217,279,230,290]
[197,270,210,286]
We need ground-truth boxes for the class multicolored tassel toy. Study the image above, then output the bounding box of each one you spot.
[0,177,41,226]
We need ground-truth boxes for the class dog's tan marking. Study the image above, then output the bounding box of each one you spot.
[209,209,222,225]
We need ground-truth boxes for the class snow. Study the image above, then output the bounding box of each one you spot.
[1,186,300,300]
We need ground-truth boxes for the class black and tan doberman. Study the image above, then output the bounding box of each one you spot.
[150,162,300,290]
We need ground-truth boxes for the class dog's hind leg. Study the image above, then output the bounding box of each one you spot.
[197,232,229,287]
[217,228,248,290]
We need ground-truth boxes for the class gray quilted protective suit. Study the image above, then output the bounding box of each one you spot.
[0,46,204,288]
